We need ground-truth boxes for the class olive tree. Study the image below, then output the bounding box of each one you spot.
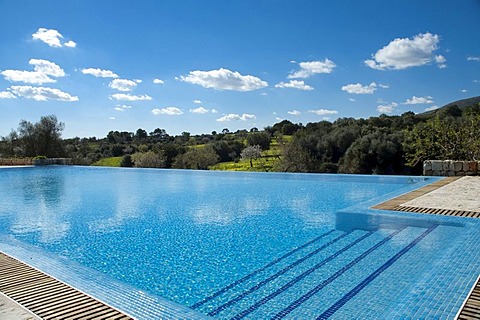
[241,145,262,167]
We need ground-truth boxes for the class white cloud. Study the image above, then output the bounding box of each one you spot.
[379,83,390,89]
[193,99,202,104]
[425,105,439,111]
[151,107,183,115]
[349,98,356,102]
[10,85,78,101]
[435,55,447,68]
[1,70,55,84]
[30,59,65,77]
[461,89,468,93]
[110,93,152,101]
[377,102,398,114]
[275,80,314,91]
[109,117,116,120]
[211,108,218,114]
[180,68,268,91]
[114,104,132,111]
[32,28,76,48]
[189,107,209,114]
[365,32,445,70]
[81,68,119,78]
[216,113,256,122]
[308,109,338,115]
[0,91,16,99]
[289,59,336,78]
[109,79,139,92]
[341,82,377,94]
[288,110,301,116]
[403,96,433,104]
[467,56,480,61]
[153,78,165,84]
[64,40,76,48]
[1,59,65,84]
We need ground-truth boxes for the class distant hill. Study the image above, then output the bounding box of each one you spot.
[419,96,480,118]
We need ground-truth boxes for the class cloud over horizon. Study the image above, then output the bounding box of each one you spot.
[152,107,183,115]
[403,96,434,104]
[1,59,65,85]
[110,93,152,101]
[216,113,256,122]
[289,59,336,78]
[9,85,78,101]
[341,82,377,94]
[377,102,398,113]
[109,79,141,92]
[81,68,119,78]
[275,80,313,91]
[308,109,338,115]
[180,68,268,91]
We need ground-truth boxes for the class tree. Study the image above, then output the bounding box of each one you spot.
[135,128,148,141]
[403,115,480,165]
[241,145,262,167]
[132,151,166,168]
[17,115,65,157]
[246,132,271,150]
[0,130,19,157]
[339,131,404,174]
[120,154,133,167]
[172,145,219,169]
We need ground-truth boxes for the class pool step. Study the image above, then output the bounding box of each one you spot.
[0,252,133,320]
[192,226,436,319]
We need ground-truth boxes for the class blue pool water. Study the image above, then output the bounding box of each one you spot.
[0,166,479,319]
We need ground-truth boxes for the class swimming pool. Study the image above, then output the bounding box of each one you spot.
[0,166,478,319]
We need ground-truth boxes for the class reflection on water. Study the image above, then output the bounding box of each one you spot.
[0,168,78,243]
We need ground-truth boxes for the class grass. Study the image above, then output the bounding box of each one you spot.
[91,156,122,167]
[209,135,289,172]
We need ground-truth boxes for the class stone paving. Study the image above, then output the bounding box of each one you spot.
[402,176,480,212]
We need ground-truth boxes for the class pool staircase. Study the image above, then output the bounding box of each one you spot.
[191,226,437,319]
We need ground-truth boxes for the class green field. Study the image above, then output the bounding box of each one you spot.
[209,136,289,172]
[91,156,122,167]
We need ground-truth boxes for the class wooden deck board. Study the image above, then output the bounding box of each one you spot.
[0,252,133,320]
[456,276,480,319]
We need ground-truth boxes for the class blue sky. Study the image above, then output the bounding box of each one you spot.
[0,0,479,138]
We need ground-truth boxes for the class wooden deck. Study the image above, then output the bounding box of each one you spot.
[457,275,480,320]
[0,252,133,320]
[372,177,480,218]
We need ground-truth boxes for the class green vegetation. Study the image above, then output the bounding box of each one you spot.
[92,156,122,167]
[1,97,479,175]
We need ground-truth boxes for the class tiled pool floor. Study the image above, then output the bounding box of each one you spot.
[1,175,480,319]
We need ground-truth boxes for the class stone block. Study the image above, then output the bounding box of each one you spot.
[423,161,432,171]
[424,170,434,176]
[454,161,463,171]
[431,160,443,171]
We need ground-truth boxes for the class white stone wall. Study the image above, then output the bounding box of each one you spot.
[423,160,478,176]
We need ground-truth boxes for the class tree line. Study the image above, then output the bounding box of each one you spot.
[1,102,479,175]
